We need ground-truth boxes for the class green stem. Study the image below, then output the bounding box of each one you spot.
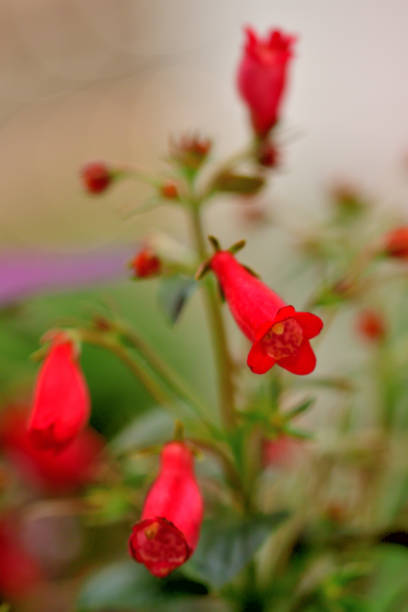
[189,206,236,429]
[79,329,172,410]
[114,321,210,422]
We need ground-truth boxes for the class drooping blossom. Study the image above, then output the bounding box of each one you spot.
[356,309,386,342]
[81,161,112,194]
[237,27,296,135]
[1,407,103,493]
[129,441,203,578]
[130,246,162,278]
[384,227,408,259]
[28,336,90,451]
[210,251,323,375]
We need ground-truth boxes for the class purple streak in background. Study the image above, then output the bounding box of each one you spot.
[0,248,134,305]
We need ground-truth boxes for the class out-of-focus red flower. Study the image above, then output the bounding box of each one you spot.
[237,27,295,135]
[1,408,103,493]
[81,162,112,194]
[160,180,179,200]
[384,227,408,259]
[130,246,162,278]
[262,435,303,468]
[210,251,323,375]
[129,441,203,578]
[28,336,90,451]
[356,309,386,342]
[0,520,42,598]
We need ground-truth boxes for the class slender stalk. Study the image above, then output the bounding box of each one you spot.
[79,329,172,410]
[189,205,236,429]
[113,320,210,422]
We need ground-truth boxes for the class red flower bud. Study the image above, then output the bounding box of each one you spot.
[237,27,296,135]
[356,309,386,342]
[170,133,212,171]
[1,408,103,493]
[28,337,90,451]
[384,227,408,259]
[129,442,203,578]
[160,180,179,200]
[81,162,112,194]
[130,247,162,278]
[262,435,303,468]
[257,140,280,168]
[210,251,323,375]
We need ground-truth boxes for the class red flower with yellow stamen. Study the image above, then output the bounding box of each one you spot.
[129,441,203,578]
[210,251,323,375]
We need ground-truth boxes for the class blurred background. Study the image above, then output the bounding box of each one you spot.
[2,1,408,611]
[1,0,408,249]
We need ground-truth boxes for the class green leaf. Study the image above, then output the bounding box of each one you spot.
[77,561,208,612]
[77,561,163,611]
[184,511,289,589]
[158,276,197,324]
[284,397,315,421]
[213,172,265,195]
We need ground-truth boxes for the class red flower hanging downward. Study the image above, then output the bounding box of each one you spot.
[28,335,90,451]
[129,441,203,578]
[237,27,296,135]
[210,251,323,375]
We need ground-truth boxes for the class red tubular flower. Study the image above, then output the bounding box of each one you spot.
[210,251,323,375]
[81,162,112,194]
[356,309,386,342]
[1,408,103,493]
[130,247,162,278]
[237,27,296,135]
[129,441,203,578]
[28,337,90,451]
[384,227,408,259]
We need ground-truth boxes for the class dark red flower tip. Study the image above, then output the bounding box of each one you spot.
[28,337,90,452]
[129,517,191,578]
[1,407,103,493]
[129,442,203,577]
[237,27,296,135]
[210,251,323,375]
[160,180,179,200]
[384,227,408,259]
[130,247,162,279]
[356,309,386,342]
[81,162,112,194]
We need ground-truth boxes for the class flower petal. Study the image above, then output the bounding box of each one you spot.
[278,340,316,375]
[294,312,323,339]
[247,342,276,374]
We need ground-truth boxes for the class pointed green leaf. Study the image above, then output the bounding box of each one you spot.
[184,512,289,589]
[158,276,197,324]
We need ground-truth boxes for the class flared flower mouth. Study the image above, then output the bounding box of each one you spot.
[261,317,304,359]
[129,517,191,578]
[247,306,323,375]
